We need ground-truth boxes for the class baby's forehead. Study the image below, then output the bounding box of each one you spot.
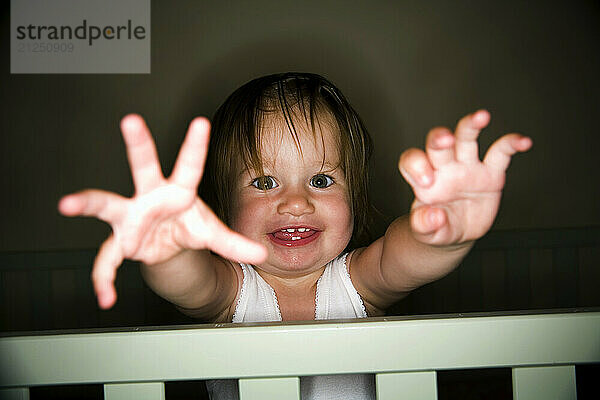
[258,115,342,165]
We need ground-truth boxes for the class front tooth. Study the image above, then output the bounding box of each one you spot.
[291,236,301,240]
[298,228,306,232]
[286,228,295,233]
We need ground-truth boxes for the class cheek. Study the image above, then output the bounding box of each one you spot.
[327,195,354,253]
[339,192,355,243]
[229,194,272,233]
[324,192,353,231]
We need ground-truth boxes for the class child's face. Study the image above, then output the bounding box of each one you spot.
[230,118,354,277]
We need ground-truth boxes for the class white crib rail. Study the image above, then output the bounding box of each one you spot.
[1,311,599,400]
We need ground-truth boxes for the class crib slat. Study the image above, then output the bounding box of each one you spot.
[238,377,300,400]
[512,365,576,400]
[376,371,437,400]
[104,382,165,400]
[0,388,29,400]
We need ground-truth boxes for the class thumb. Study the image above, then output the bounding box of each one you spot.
[183,207,268,265]
[208,226,268,265]
[410,205,447,241]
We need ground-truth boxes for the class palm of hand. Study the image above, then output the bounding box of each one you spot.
[399,110,532,246]
[114,184,198,264]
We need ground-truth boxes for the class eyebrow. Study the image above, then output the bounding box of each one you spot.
[238,160,340,176]
[316,161,341,172]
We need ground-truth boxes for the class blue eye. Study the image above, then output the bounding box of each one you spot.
[251,176,278,190]
[310,174,334,188]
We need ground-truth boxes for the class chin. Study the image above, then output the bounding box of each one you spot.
[267,244,342,274]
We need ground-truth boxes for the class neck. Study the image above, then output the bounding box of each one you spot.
[256,266,324,297]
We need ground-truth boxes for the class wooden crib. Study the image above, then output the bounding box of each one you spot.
[1,310,599,399]
[1,227,599,399]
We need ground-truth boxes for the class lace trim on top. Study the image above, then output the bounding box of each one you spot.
[341,252,368,317]
[268,278,282,321]
[231,264,248,323]
[235,253,366,322]
[314,267,325,320]
[315,252,368,319]
[232,264,282,322]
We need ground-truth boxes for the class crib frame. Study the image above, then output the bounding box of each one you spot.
[1,310,599,399]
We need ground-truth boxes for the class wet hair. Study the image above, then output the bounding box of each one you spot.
[200,72,373,250]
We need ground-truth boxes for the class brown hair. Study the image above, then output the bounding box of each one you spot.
[200,72,373,250]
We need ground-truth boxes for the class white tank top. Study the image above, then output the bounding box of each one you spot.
[206,253,376,400]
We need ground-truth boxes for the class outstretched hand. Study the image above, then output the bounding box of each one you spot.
[398,110,532,246]
[58,115,267,309]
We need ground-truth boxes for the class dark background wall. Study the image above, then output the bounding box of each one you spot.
[1,1,599,332]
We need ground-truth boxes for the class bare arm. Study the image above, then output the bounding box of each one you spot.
[140,249,239,321]
[59,115,266,320]
[351,110,532,313]
[351,217,473,313]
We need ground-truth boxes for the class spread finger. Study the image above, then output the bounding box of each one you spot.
[92,235,124,309]
[483,133,532,171]
[58,189,127,224]
[398,148,434,188]
[171,117,211,190]
[426,127,455,168]
[454,110,490,163]
[121,114,164,194]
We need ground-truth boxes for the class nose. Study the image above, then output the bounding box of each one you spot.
[277,187,315,216]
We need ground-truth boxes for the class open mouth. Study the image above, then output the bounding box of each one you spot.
[268,226,321,247]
